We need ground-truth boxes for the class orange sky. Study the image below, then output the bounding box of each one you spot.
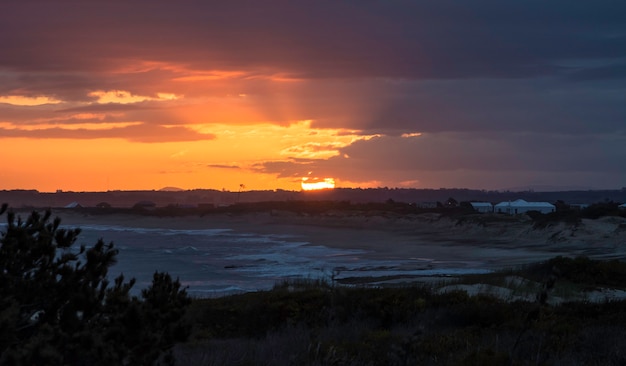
[1,2,625,192]
[0,75,381,192]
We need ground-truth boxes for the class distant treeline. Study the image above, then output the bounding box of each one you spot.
[61,199,452,217]
[62,199,626,227]
[2,187,626,209]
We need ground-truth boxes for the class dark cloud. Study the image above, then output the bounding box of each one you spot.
[0,123,215,143]
[3,2,625,130]
[0,102,169,126]
[2,1,625,79]
[565,62,626,81]
[0,104,62,123]
[56,103,154,114]
[303,78,626,136]
[252,159,316,179]
[207,164,241,170]
[257,132,626,189]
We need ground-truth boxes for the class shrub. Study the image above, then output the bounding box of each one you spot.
[0,205,190,365]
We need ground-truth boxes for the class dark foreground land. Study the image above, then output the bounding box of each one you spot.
[177,256,626,365]
[176,256,626,366]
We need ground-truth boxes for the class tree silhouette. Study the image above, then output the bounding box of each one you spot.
[445,197,458,207]
[0,204,190,365]
[237,183,245,203]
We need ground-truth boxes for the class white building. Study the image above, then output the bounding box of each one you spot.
[470,202,493,213]
[494,199,555,215]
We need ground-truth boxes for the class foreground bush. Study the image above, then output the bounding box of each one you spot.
[0,205,191,365]
[179,259,626,365]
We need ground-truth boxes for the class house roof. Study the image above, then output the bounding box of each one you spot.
[494,199,555,208]
[470,202,493,207]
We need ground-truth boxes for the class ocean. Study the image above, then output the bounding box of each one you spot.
[68,223,492,298]
[2,219,501,298]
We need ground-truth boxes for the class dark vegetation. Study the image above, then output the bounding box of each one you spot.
[3,187,626,210]
[82,199,432,217]
[527,201,626,229]
[61,196,625,232]
[579,201,626,219]
[525,256,626,289]
[178,256,626,365]
[447,200,625,229]
[67,198,479,221]
[0,205,191,365]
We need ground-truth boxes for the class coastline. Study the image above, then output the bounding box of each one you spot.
[3,208,624,298]
[50,209,626,269]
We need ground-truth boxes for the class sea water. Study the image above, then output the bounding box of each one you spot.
[0,221,491,298]
[64,223,493,298]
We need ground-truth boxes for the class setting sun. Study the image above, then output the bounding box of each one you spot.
[301,177,335,191]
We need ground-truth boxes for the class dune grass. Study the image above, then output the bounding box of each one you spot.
[176,256,626,365]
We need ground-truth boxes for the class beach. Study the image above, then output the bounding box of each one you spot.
[47,209,626,296]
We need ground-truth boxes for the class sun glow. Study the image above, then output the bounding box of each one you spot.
[301,177,336,191]
[0,58,379,192]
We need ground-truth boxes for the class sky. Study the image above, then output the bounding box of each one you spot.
[1,1,625,192]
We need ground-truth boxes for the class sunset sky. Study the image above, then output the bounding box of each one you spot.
[1,1,625,192]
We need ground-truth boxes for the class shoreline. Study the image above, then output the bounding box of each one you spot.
[49,209,626,269]
[6,208,626,298]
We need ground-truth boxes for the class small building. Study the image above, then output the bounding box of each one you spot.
[64,201,82,209]
[470,202,493,213]
[494,199,555,215]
